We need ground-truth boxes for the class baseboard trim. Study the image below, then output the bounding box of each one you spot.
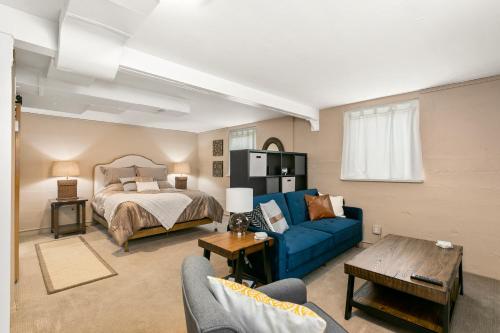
[20,221,93,235]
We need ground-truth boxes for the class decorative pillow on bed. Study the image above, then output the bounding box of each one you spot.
[136,181,160,193]
[119,177,137,191]
[260,200,289,234]
[243,206,271,231]
[101,166,136,186]
[207,276,326,333]
[136,167,167,181]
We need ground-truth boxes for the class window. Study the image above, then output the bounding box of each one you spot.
[341,100,423,182]
[227,127,256,176]
[229,127,256,151]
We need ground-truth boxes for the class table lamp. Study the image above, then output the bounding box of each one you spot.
[52,161,80,200]
[173,162,191,189]
[226,187,253,237]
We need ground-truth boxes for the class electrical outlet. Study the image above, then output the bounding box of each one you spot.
[372,224,382,235]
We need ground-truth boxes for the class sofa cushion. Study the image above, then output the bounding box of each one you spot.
[254,193,292,225]
[284,189,319,225]
[283,226,333,271]
[299,218,362,244]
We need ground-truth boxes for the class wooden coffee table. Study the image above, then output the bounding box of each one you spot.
[344,234,463,333]
[198,231,274,285]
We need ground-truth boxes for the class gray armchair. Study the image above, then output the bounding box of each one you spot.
[181,256,347,333]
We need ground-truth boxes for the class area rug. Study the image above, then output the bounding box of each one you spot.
[35,236,117,294]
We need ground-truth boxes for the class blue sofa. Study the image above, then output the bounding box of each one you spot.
[250,189,363,280]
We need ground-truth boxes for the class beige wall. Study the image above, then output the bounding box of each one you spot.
[197,116,295,208]
[19,77,500,279]
[293,78,500,279]
[20,113,199,231]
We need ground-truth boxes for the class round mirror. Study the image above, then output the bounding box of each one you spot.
[262,137,285,152]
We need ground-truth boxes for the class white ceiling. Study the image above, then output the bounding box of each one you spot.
[0,0,63,21]
[126,0,500,108]
[4,0,500,130]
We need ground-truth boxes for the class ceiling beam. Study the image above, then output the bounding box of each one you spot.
[0,4,320,130]
[120,48,320,130]
[57,0,159,80]
[16,67,190,114]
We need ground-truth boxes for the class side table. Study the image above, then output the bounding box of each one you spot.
[50,198,88,239]
[198,231,274,286]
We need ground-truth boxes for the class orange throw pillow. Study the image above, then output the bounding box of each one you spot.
[304,194,336,221]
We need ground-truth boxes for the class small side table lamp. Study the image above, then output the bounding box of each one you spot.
[226,187,253,237]
[174,162,191,189]
[52,161,80,200]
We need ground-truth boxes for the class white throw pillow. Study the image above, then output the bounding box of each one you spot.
[329,195,345,218]
[318,192,345,218]
[207,276,326,333]
[260,200,289,234]
[119,177,137,192]
[136,181,160,193]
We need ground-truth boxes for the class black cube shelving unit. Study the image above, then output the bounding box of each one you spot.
[230,149,308,196]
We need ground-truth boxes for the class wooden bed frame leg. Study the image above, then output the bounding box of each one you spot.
[124,241,129,252]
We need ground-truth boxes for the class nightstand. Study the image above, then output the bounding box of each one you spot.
[50,198,88,239]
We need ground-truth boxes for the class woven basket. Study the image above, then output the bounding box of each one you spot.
[57,179,77,200]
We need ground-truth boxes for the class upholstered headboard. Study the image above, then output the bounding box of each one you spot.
[93,155,166,194]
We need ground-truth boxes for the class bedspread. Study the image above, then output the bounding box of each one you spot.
[92,185,224,246]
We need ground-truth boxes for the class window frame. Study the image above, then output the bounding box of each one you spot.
[340,99,424,183]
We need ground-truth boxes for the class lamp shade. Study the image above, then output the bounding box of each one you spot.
[52,161,80,177]
[173,162,191,174]
[226,188,253,213]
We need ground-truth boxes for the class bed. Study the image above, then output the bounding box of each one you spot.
[91,155,224,251]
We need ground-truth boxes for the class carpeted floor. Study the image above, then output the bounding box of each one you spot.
[12,224,500,333]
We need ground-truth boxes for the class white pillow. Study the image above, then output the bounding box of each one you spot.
[260,200,289,234]
[207,276,326,333]
[119,177,137,192]
[318,192,345,218]
[329,195,345,218]
[136,181,160,193]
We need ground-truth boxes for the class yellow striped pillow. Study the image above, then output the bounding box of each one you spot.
[208,276,326,332]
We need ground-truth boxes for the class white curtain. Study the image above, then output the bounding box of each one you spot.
[229,127,256,151]
[341,100,423,182]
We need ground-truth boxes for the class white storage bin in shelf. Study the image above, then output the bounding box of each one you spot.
[281,176,296,193]
[249,152,267,177]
